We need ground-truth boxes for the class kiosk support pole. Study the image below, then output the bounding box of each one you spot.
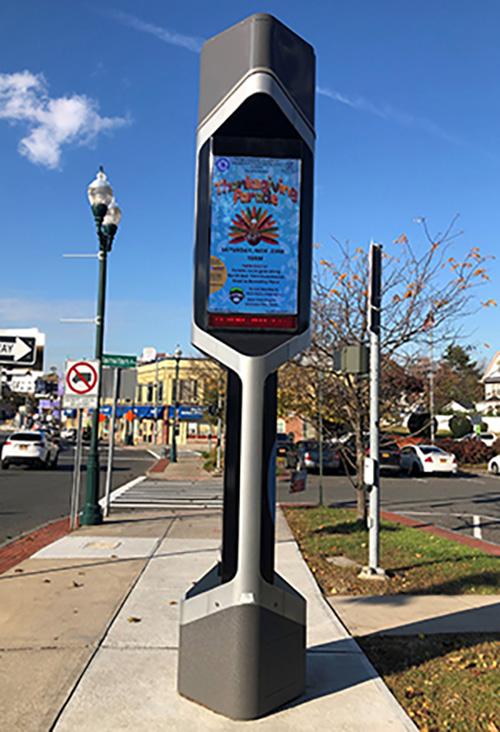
[235,359,265,597]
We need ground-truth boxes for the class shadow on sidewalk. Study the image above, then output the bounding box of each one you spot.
[333,597,500,674]
[357,629,499,676]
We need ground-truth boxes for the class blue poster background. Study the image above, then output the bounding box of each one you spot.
[209,155,301,315]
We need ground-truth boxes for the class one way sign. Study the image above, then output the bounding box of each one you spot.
[0,333,37,366]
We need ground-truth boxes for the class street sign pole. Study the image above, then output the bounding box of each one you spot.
[103,367,120,517]
[70,408,84,530]
[178,14,315,720]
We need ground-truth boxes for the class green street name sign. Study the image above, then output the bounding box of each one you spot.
[103,354,137,369]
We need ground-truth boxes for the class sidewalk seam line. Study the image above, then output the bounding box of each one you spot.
[48,517,177,731]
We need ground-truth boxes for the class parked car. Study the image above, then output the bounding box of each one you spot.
[295,439,341,473]
[276,433,296,466]
[400,444,457,476]
[338,436,401,474]
[477,433,497,448]
[374,439,401,474]
[276,432,293,456]
[1,431,59,470]
[488,455,500,475]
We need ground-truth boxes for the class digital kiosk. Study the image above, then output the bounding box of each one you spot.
[177,14,315,719]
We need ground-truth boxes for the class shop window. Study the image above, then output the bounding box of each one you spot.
[179,379,198,403]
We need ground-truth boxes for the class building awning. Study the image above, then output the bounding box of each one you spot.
[91,405,164,419]
[88,404,208,420]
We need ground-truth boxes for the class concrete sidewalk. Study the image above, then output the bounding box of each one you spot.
[0,506,417,731]
[329,594,500,636]
[146,450,216,482]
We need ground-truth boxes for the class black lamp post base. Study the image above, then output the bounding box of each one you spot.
[80,503,103,526]
[81,448,103,526]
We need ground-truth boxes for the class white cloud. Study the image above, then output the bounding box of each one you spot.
[0,70,129,169]
[317,85,461,145]
[108,10,203,53]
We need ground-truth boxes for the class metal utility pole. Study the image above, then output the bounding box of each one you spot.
[81,167,122,526]
[362,242,386,578]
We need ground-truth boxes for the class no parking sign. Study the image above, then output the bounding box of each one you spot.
[63,359,99,408]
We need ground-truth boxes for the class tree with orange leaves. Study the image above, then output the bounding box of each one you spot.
[279,216,494,522]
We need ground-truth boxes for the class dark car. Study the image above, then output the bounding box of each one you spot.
[377,439,402,473]
[294,439,341,473]
[339,435,401,474]
[276,433,295,464]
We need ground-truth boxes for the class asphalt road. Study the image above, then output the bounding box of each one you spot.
[0,443,154,547]
[277,470,500,546]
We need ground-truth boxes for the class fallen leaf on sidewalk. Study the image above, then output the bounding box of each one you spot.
[127,616,142,623]
[169,600,178,605]
[43,578,51,583]
[72,580,83,588]
[14,568,23,573]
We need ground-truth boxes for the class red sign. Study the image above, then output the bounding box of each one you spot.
[65,361,98,395]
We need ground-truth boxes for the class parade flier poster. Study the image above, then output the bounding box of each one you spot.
[208,155,301,315]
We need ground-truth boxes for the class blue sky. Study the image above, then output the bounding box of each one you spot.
[1,0,499,369]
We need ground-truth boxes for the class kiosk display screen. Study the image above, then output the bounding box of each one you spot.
[208,155,301,329]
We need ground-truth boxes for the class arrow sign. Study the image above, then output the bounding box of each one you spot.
[0,335,36,366]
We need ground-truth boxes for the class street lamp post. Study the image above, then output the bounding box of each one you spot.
[170,346,182,463]
[81,166,122,526]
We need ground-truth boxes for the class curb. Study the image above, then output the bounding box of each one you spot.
[0,517,70,575]
[380,510,500,557]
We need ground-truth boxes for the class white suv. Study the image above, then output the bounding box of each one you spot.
[1,431,59,470]
[477,433,497,448]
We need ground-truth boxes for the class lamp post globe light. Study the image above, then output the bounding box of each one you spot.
[81,166,121,526]
[170,345,182,463]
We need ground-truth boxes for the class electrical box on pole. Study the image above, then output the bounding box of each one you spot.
[177,13,315,720]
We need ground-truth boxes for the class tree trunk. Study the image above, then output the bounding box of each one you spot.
[355,484,367,524]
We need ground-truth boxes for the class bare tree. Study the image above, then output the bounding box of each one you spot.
[279,218,494,522]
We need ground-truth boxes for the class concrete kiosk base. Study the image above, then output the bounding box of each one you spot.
[177,566,306,720]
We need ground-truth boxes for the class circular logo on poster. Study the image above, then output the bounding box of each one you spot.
[229,287,245,304]
[216,157,230,173]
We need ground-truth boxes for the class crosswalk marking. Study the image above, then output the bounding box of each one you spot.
[110,478,223,509]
